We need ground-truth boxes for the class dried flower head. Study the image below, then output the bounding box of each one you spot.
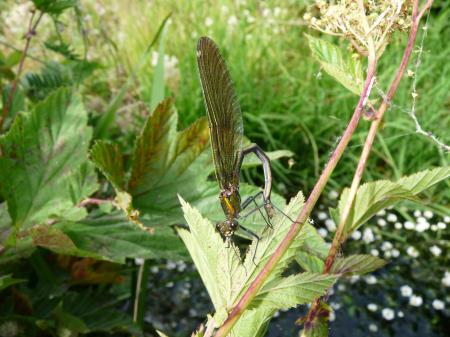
[305,0,413,56]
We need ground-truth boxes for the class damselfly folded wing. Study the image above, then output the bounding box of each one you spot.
[197,37,243,189]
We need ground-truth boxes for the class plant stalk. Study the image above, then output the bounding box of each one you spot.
[214,41,378,337]
[0,8,44,132]
[324,0,433,273]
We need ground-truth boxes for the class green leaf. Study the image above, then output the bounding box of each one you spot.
[338,167,450,236]
[148,20,168,111]
[306,34,364,96]
[32,0,78,15]
[0,274,27,291]
[255,273,336,309]
[48,214,186,262]
[0,88,95,230]
[178,192,333,336]
[90,141,125,191]
[330,254,387,276]
[296,224,329,273]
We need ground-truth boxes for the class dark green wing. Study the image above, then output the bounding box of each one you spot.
[197,36,243,189]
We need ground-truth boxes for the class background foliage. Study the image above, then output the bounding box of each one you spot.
[0,1,448,337]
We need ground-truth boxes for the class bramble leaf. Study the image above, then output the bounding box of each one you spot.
[330,254,387,276]
[0,88,96,231]
[178,192,335,336]
[336,167,450,236]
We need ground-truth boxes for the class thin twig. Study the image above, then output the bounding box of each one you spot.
[0,40,44,63]
[0,8,44,131]
[213,30,378,337]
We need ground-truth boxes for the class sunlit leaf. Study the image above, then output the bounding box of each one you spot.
[178,192,333,336]
[336,167,450,236]
[306,34,364,95]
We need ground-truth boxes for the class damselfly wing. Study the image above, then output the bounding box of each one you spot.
[197,36,274,241]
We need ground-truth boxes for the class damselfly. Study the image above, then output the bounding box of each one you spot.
[197,36,275,243]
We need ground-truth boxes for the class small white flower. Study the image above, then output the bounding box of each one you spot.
[166,260,177,270]
[409,295,423,307]
[397,311,404,318]
[205,17,214,27]
[377,209,386,216]
[337,284,346,291]
[331,302,341,310]
[430,245,442,256]
[329,310,336,322]
[329,190,339,199]
[413,210,422,217]
[384,251,392,259]
[273,310,280,318]
[377,218,387,227]
[400,285,413,297]
[442,272,450,287]
[150,266,159,273]
[367,303,378,312]
[273,7,282,17]
[318,228,328,238]
[391,249,400,258]
[437,222,447,229]
[351,230,362,240]
[363,228,375,243]
[404,221,415,230]
[317,211,328,220]
[444,215,450,223]
[350,275,360,283]
[417,216,428,224]
[415,221,430,232]
[382,308,395,320]
[369,324,378,332]
[431,225,438,231]
[365,275,377,285]
[381,241,393,251]
[432,299,445,310]
[262,8,271,17]
[227,15,238,26]
[406,246,419,258]
[423,210,434,219]
[325,219,336,231]
[135,258,144,265]
[387,213,398,222]
[371,249,379,257]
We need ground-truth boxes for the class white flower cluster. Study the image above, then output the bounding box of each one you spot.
[304,0,412,54]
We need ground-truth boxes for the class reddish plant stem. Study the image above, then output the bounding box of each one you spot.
[324,0,432,274]
[78,198,110,206]
[214,47,378,337]
[301,0,433,330]
[0,9,43,132]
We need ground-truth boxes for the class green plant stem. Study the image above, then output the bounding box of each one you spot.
[0,9,43,132]
[214,37,378,337]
